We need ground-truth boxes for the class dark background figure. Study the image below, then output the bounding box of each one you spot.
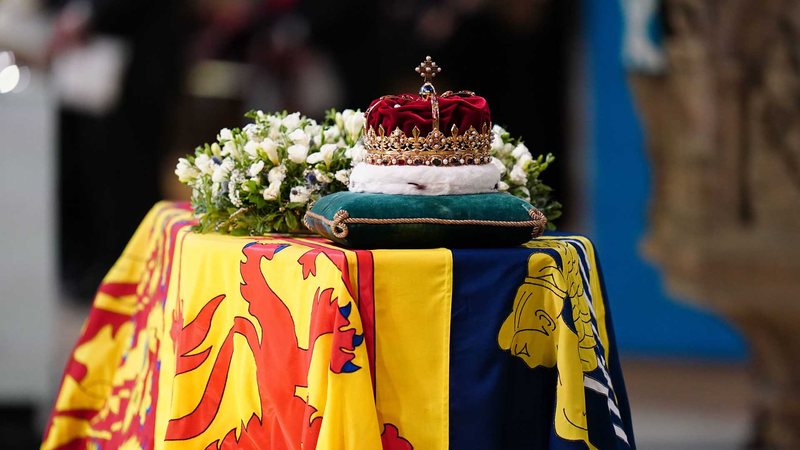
[48,0,188,301]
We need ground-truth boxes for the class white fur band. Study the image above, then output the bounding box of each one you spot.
[348,163,502,195]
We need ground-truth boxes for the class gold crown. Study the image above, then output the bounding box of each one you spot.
[364,123,493,166]
[363,56,493,167]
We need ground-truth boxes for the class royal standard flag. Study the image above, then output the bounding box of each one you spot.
[44,203,634,450]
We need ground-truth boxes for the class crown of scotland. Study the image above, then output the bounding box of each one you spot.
[363,56,493,167]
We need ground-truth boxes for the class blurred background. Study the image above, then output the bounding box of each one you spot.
[3,0,800,448]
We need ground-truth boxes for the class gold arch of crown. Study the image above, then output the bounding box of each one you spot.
[363,56,493,166]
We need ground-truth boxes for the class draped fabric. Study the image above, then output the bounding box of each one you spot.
[43,202,635,450]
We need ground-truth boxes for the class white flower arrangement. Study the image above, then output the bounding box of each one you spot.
[176,110,560,235]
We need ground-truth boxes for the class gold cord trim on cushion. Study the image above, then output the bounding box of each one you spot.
[304,208,547,239]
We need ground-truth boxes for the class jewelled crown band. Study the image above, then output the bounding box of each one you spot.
[363,56,493,166]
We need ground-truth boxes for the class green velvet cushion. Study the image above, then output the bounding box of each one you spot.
[304,191,546,249]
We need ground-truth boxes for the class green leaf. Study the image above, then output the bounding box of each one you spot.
[285,212,299,231]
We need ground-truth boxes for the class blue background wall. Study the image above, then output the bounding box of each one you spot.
[583,1,745,359]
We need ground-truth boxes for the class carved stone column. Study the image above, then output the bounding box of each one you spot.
[627,1,800,448]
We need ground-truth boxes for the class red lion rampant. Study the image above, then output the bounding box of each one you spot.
[166,241,413,450]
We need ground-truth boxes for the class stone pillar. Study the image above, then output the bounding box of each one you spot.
[627,1,800,448]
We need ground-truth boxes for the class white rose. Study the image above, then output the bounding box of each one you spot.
[511,143,531,160]
[490,157,507,175]
[248,160,265,177]
[509,165,527,185]
[344,111,366,137]
[244,141,260,158]
[194,154,214,175]
[287,144,309,164]
[282,112,301,131]
[497,181,509,191]
[289,185,311,204]
[262,181,281,200]
[334,169,351,184]
[218,128,233,141]
[288,128,310,146]
[175,158,199,183]
[268,165,287,184]
[345,143,367,165]
[262,138,280,164]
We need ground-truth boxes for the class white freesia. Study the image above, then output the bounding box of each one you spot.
[243,123,262,141]
[244,141,260,158]
[320,143,338,164]
[509,165,527,185]
[218,128,233,141]
[267,115,282,131]
[512,143,531,160]
[287,144,309,163]
[515,153,533,170]
[210,143,222,157]
[324,126,340,142]
[211,158,234,183]
[288,128,310,146]
[498,142,514,156]
[313,168,332,184]
[248,160,265,177]
[222,141,240,158]
[262,181,281,200]
[289,185,311,204]
[268,165,287,184]
[282,112,301,131]
[262,138,280,164]
[497,181,510,191]
[194,154,214,175]
[335,169,351,184]
[344,110,365,137]
[345,142,367,165]
[491,125,506,152]
[304,124,322,142]
[306,152,324,165]
[175,158,199,182]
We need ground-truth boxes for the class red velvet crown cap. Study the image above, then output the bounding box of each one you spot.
[366,94,491,136]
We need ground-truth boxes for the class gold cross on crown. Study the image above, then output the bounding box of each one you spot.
[415,56,441,84]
